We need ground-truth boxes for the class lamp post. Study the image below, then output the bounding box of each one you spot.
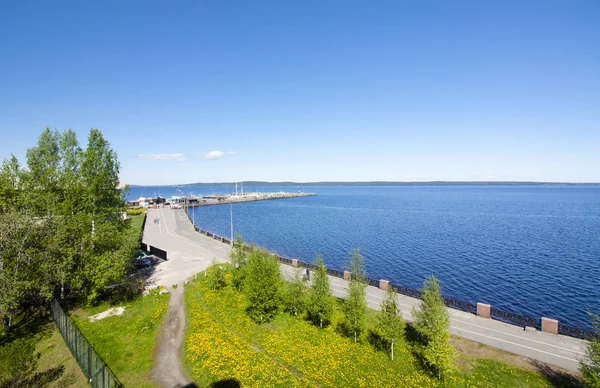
[230,202,233,246]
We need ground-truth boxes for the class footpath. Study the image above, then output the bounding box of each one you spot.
[143,206,587,373]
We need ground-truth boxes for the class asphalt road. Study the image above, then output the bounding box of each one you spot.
[144,205,588,372]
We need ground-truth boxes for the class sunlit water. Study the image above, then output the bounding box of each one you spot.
[128,185,600,329]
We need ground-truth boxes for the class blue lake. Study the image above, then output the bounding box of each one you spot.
[128,185,600,329]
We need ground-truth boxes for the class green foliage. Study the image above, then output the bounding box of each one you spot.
[0,128,133,324]
[244,249,282,323]
[412,275,454,380]
[0,338,38,386]
[207,262,227,291]
[229,234,249,290]
[185,266,565,388]
[343,248,367,342]
[581,312,600,387]
[307,255,334,328]
[376,286,405,359]
[283,268,307,316]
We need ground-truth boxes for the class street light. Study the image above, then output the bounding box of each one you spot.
[230,202,233,246]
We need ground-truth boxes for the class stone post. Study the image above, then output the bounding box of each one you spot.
[343,271,351,281]
[379,279,390,291]
[291,259,299,267]
[541,317,559,334]
[477,303,491,318]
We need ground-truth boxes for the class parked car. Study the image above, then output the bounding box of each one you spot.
[171,203,182,209]
[132,252,152,268]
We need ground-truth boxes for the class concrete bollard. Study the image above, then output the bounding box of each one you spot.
[291,259,299,267]
[379,279,390,291]
[343,271,351,281]
[477,303,491,318]
[542,317,559,334]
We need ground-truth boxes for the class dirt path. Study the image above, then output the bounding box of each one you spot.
[152,284,192,388]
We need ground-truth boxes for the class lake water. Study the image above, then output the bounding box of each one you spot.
[127,185,600,329]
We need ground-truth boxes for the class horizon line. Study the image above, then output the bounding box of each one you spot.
[126,180,600,187]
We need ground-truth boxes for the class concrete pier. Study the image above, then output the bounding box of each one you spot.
[184,192,316,207]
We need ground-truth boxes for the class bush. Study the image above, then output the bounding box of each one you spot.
[207,263,227,291]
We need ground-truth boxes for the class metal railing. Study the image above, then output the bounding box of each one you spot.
[559,323,596,340]
[50,300,123,388]
[491,307,541,329]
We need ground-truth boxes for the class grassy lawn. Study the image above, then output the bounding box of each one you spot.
[184,265,580,388]
[129,214,145,236]
[34,323,88,387]
[0,312,87,388]
[72,290,169,388]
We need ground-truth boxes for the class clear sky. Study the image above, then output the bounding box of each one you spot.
[1,1,598,184]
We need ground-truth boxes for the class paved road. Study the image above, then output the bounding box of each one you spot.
[144,206,588,372]
[143,206,230,288]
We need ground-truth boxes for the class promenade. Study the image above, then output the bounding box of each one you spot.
[143,205,587,372]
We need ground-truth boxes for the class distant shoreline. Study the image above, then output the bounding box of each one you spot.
[128,181,600,187]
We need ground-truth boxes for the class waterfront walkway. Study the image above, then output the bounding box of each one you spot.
[143,206,587,372]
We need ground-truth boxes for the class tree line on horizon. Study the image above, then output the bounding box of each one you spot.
[0,128,136,330]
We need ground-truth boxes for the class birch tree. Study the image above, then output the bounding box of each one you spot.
[412,275,454,380]
[307,255,333,328]
[343,248,368,343]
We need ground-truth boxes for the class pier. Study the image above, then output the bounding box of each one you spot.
[183,191,316,207]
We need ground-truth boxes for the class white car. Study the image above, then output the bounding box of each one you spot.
[171,203,182,209]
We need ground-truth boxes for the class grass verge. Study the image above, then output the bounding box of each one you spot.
[129,214,145,236]
[72,289,169,388]
[184,264,581,388]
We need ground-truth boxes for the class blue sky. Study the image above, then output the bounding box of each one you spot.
[1,1,598,184]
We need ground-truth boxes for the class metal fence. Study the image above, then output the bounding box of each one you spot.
[50,300,123,388]
[559,323,596,340]
[491,307,541,329]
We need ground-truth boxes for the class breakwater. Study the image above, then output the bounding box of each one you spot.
[184,192,316,207]
[182,208,595,341]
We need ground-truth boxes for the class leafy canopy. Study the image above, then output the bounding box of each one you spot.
[412,275,454,380]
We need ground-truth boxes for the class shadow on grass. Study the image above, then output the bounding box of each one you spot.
[403,323,440,377]
[367,329,389,352]
[208,379,241,387]
[531,360,584,388]
[0,310,50,347]
[19,365,65,388]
